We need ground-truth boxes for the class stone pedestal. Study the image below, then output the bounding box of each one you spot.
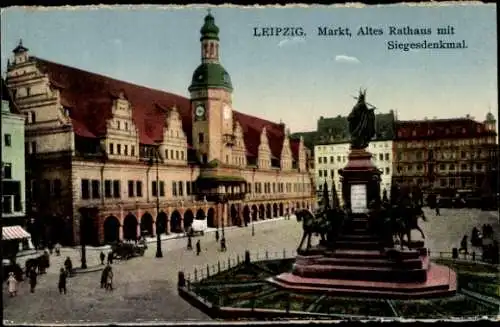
[338,148,381,212]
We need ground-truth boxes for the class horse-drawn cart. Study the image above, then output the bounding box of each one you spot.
[111,241,147,260]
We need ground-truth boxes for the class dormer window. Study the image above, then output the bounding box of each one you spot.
[125,122,128,130]
[117,121,121,130]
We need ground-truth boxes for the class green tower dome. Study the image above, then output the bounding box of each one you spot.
[200,13,219,41]
[189,63,233,92]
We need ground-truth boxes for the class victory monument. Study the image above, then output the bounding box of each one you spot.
[268,90,457,298]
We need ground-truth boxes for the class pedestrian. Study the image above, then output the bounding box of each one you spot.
[99,251,105,265]
[58,268,67,294]
[48,242,53,255]
[215,230,219,242]
[107,251,113,265]
[435,197,441,216]
[64,257,73,276]
[29,268,37,293]
[187,235,193,250]
[196,240,201,256]
[55,243,61,256]
[482,224,487,238]
[460,235,468,254]
[106,266,114,291]
[101,265,110,288]
[220,237,227,252]
[7,272,18,297]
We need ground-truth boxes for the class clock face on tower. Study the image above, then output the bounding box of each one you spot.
[223,104,232,120]
[195,104,206,120]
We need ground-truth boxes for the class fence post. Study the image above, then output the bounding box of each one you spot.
[245,250,251,265]
[194,268,198,282]
[228,257,231,268]
[177,271,186,288]
[237,255,240,265]
[207,264,210,277]
[266,250,269,259]
[283,249,286,258]
[472,251,476,261]
[218,260,221,273]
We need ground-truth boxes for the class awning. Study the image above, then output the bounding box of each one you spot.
[2,225,31,240]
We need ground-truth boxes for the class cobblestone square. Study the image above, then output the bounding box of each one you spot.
[3,209,499,323]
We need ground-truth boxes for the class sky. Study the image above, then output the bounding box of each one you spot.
[1,4,497,133]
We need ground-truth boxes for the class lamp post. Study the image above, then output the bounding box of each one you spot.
[150,151,163,258]
[218,194,227,239]
[78,208,88,269]
[251,168,256,236]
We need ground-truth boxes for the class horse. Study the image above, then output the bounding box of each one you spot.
[391,204,427,250]
[295,208,325,251]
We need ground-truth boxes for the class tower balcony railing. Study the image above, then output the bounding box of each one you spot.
[195,192,246,202]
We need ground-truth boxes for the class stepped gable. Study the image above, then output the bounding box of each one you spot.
[34,57,298,160]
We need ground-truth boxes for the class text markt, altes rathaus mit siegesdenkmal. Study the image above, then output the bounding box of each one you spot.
[317,25,453,37]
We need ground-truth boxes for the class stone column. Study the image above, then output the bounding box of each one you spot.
[152,220,156,236]
[119,224,123,241]
[136,223,141,239]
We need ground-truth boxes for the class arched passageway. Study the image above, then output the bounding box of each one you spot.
[243,206,250,224]
[273,203,278,217]
[140,212,154,237]
[170,210,182,233]
[296,202,300,210]
[156,211,168,235]
[207,208,215,228]
[266,203,272,219]
[279,203,284,217]
[47,215,67,245]
[251,205,258,221]
[123,214,138,241]
[196,209,205,220]
[258,204,265,219]
[230,204,239,226]
[184,210,194,230]
[103,216,120,244]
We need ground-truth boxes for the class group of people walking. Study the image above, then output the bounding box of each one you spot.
[186,230,227,255]
[459,224,499,264]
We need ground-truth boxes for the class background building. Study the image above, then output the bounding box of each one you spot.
[393,115,497,198]
[311,111,396,203]
[5,15,315,246]
[1,78,26,226]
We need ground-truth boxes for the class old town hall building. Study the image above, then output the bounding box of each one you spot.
[5,13,314,246]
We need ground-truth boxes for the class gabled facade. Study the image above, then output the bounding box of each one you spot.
[5,15,314,246]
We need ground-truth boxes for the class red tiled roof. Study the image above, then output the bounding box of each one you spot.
[33,57,298,159]
[395,118,496,140]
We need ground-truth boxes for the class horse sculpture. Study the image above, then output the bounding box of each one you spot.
[295,208,327,251]
[391,203,427,250]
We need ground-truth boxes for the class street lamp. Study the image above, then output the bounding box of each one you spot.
[251,207,255,236]
[218,194,227,238]
[150,150,163,258]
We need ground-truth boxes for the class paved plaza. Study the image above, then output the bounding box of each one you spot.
[3,208,499,324]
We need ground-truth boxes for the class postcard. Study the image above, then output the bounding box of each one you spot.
[1,3,498,324]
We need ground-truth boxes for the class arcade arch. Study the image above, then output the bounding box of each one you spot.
[123,214,138,241]
[103,215,120,244]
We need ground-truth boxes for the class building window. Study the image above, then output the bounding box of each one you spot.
[198,133,204,144]
[136,181,143,197]
[385,167,390,175]
[461,164,467,170]
[152,181,158,197]
[3,196,12,214]
[337,156,341,162]
[172,181,177,196]
[31,112,36,123]
[417,164,423,171]
[159,181,165,197]
[176,150,179,160]
[178,181,184,196]
[476,163,483,170]
[170,150,174,159]
[109,143,114,155]
[461,151,466,158]
[117,121,121,130]
[26,87,31,96]
[330,156,334,163]
[449,164,455,170]
[318,157,322,164]
[124,122,128,130]
[124,144,128,155]
[104,180,112,198]
[128,181,134,197]
[31,141,37,153]
[187,181,191,195]
[379,154,383,161]
[181,151,184,160]
[131,146,135,156]
[4,134,11,147]
[91,180,99,198]
[117,144,121,155]
[113,180,120,198]
[330,170,334,178]
[439,164,445,171]
[385,153,389,161]
[2,163,12,179]
[53,179,62,197]
[165,149,169,159]
[81,179,90,199]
